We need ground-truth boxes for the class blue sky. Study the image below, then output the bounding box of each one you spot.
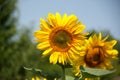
[17,0,120,39]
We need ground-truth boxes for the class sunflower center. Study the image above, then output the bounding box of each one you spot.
[50,29,72,52]
[93,54,100,61]
[84,47,104,67]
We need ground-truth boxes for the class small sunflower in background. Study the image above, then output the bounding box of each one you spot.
[73,33,118,76]
[34,12,88,65]
[31,76,46,80]
[84,77,100,80]
[31,77,57,80]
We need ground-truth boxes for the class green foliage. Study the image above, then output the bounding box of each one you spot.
[0,0,41,79]
[24,66,61,80]
[74,66,116,80]
[80,66,116,77]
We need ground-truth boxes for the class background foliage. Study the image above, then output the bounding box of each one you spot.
[0,0,120,80]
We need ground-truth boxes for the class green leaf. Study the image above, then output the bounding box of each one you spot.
[66,75,74,80]
[75,66,116,80]
[74,66,116,80]
[24,67,61,79]
[80,66,116,76]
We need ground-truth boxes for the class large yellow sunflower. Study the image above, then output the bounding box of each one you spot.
[34,12,88,65]
[73,33,118,76]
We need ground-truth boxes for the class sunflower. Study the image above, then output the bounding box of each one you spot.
[73,33,118,76]
[85,77,100,80]
[32,76,41,80]
[34,12,88,65]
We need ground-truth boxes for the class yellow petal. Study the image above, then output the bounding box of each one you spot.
[58,53,65,65]
[102,35,109,41]
[106,49,118,56]
[65,52,73,63]
[93,34,97,41]
[64,14,78,27]
[73,45,82,51]
[71,47,79,54]
[50,52,59,64]
[34,30,49,39]
[37,41,50,50]
[105,40,117,49]
[71,47,85,56]
[63,53,67,63]
[68,49,79,60]
[40,18,51,31]
[34,36,49,42]
[56,12,61,26]
[61,54,65,65]
[99,64,107,69]
[75,26,85,34]
[98,33,102,40]
[47,13,57,27]
[36,77,40,80]
[74,25,86,34]
[54,78,57,80]
[61,13,67,26]
[42,48,52,56]
[43,78,47,80]
[104,59,113,69]
[34,30,49,35]
[71,22,83,33]
[112,55,118,59]
[58,54,62,63]
[32,77,35,80]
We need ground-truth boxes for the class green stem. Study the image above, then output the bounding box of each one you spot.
[61,65,65,80]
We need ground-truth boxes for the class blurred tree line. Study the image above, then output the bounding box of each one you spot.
[0,0,120,80]
[0,0,37,79]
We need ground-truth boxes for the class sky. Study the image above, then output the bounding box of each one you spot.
[17,0,120,39]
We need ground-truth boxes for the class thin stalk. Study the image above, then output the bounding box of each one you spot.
[61,65,65,80]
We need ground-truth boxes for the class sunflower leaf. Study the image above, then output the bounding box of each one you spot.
[24,67,61,79]
[80,66,116,77]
